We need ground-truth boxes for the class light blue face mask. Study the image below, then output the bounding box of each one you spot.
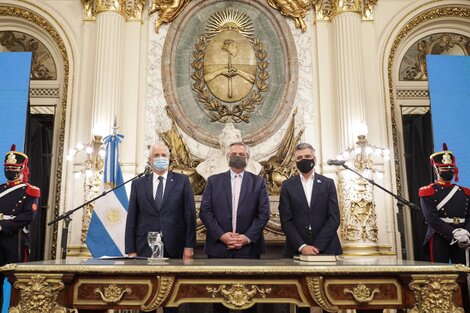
[153,157,169,171]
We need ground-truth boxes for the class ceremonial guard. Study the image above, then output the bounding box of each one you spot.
[0,145,40,308]
[419,144,470,264]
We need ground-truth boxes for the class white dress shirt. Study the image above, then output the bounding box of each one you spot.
[298,172,314,252]
[152,171,169,199]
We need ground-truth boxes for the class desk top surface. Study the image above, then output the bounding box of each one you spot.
[1,257,469,274]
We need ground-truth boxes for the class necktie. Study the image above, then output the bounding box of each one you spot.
[155,176,164,210]
[232,174,242,232]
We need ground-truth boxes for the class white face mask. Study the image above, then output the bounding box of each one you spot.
[153,157,169,171]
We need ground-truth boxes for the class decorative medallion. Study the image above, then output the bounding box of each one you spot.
[191,8,269,123]
[95,284,131,304]
[206,284,271,308]
[162,0,298,147]
[343,284,379,304]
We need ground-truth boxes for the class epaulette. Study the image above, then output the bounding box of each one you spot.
[462,186,470,196]
[26,184,41,198]
[419,184,436,197]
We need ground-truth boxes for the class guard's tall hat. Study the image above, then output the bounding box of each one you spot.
[430,143,458,181]
[4,144,30,182]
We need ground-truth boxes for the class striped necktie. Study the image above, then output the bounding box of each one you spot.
[232,174,242,232]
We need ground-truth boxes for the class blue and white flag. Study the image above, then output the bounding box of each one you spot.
[86,133,128,257]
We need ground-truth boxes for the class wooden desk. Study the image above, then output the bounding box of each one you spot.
[1,257,468,312]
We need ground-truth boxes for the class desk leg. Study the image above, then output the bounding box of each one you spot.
[409,274,464,313]
[8,273,77,313]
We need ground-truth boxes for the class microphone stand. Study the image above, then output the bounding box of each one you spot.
[339,163,420,259]
[48,171,148,259]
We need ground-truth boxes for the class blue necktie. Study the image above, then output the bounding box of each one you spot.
[155,176,164,210]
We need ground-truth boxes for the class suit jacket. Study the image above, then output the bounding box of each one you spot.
[200,170,270,258]
[279,172,342,257]
[125,171,196,258]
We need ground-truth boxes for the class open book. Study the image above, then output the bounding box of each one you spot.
[294,254,337,262]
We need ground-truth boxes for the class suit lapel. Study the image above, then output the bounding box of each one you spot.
[223,171,232,210]
[160,171,174,210]
[293,175,310,212]
[238,172,250,209]
[145,174,154,205]
[310,173,320,210]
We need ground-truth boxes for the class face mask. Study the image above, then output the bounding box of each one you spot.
[4,169,20,181]
[439,170,454,182]
[153,157,169,171]
[296,159,315,174]
[229,156,247,169]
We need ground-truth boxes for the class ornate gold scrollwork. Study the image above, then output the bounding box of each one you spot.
[191,8,270,124]
[312,0,378,21]
[149,0,190,33]
[305,276,339,313]
[261,108,304,194]
[94,284,131,304]
[9,274,77,313]
[81,0,146,21]
[267,0,311,32]
[409,274,464,313]
[159,106,205,195]
[206,284,272,308]
[141,275,175,311]
[343,284,379,304]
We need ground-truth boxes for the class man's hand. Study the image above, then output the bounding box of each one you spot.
[128,253,137,257]
[183,247,194,260]
[300,245,319,255]
[220,232,250,250]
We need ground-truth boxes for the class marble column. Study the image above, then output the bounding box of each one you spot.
[91,8,125,134]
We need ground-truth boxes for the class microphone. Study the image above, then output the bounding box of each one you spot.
[144,163,153,176]
[327,159,346,166]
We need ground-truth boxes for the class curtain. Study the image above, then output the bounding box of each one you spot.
[25,114,54,261]
[402,111,433,261]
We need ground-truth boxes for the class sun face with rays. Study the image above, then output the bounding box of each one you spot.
[205,8,255,43]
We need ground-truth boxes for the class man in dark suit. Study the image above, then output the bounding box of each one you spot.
[279,143,342,313]
[125,144,196,312]
[200,142,270,313]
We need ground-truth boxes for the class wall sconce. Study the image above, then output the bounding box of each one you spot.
[336,122,390,179]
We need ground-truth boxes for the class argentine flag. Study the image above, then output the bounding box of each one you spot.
[86,133,128,257]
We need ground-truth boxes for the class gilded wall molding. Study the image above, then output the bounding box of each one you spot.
[386,6,470,196]
[81,0,146,21]
[267,0,311,32]
[0,4,71,260]
[149,0,190,33]
[312,0,378,21]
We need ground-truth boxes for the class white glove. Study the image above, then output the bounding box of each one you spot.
[451,228,470,245]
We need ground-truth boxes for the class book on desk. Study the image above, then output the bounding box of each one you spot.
[293,254,337,262]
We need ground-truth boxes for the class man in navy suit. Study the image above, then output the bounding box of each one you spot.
[279,143,342,313]
[200,142,270,313]
[125,144,196,260]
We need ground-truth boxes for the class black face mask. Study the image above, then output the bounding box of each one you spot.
[296,159,315,174]
[439,170,454,182]
[229,156,247,169]
[4,169,20,181]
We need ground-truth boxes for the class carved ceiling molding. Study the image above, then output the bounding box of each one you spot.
[81,0,146,21]
[313,0,378,21]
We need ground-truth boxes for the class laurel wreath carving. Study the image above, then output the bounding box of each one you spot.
[191,34,269,123]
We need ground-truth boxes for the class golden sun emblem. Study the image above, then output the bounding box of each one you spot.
[192,8,270,123]
[106,208,122,223]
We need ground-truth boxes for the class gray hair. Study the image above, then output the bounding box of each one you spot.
[228,142,250,157]
[150,143,171,156]
[295,143,315,153]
